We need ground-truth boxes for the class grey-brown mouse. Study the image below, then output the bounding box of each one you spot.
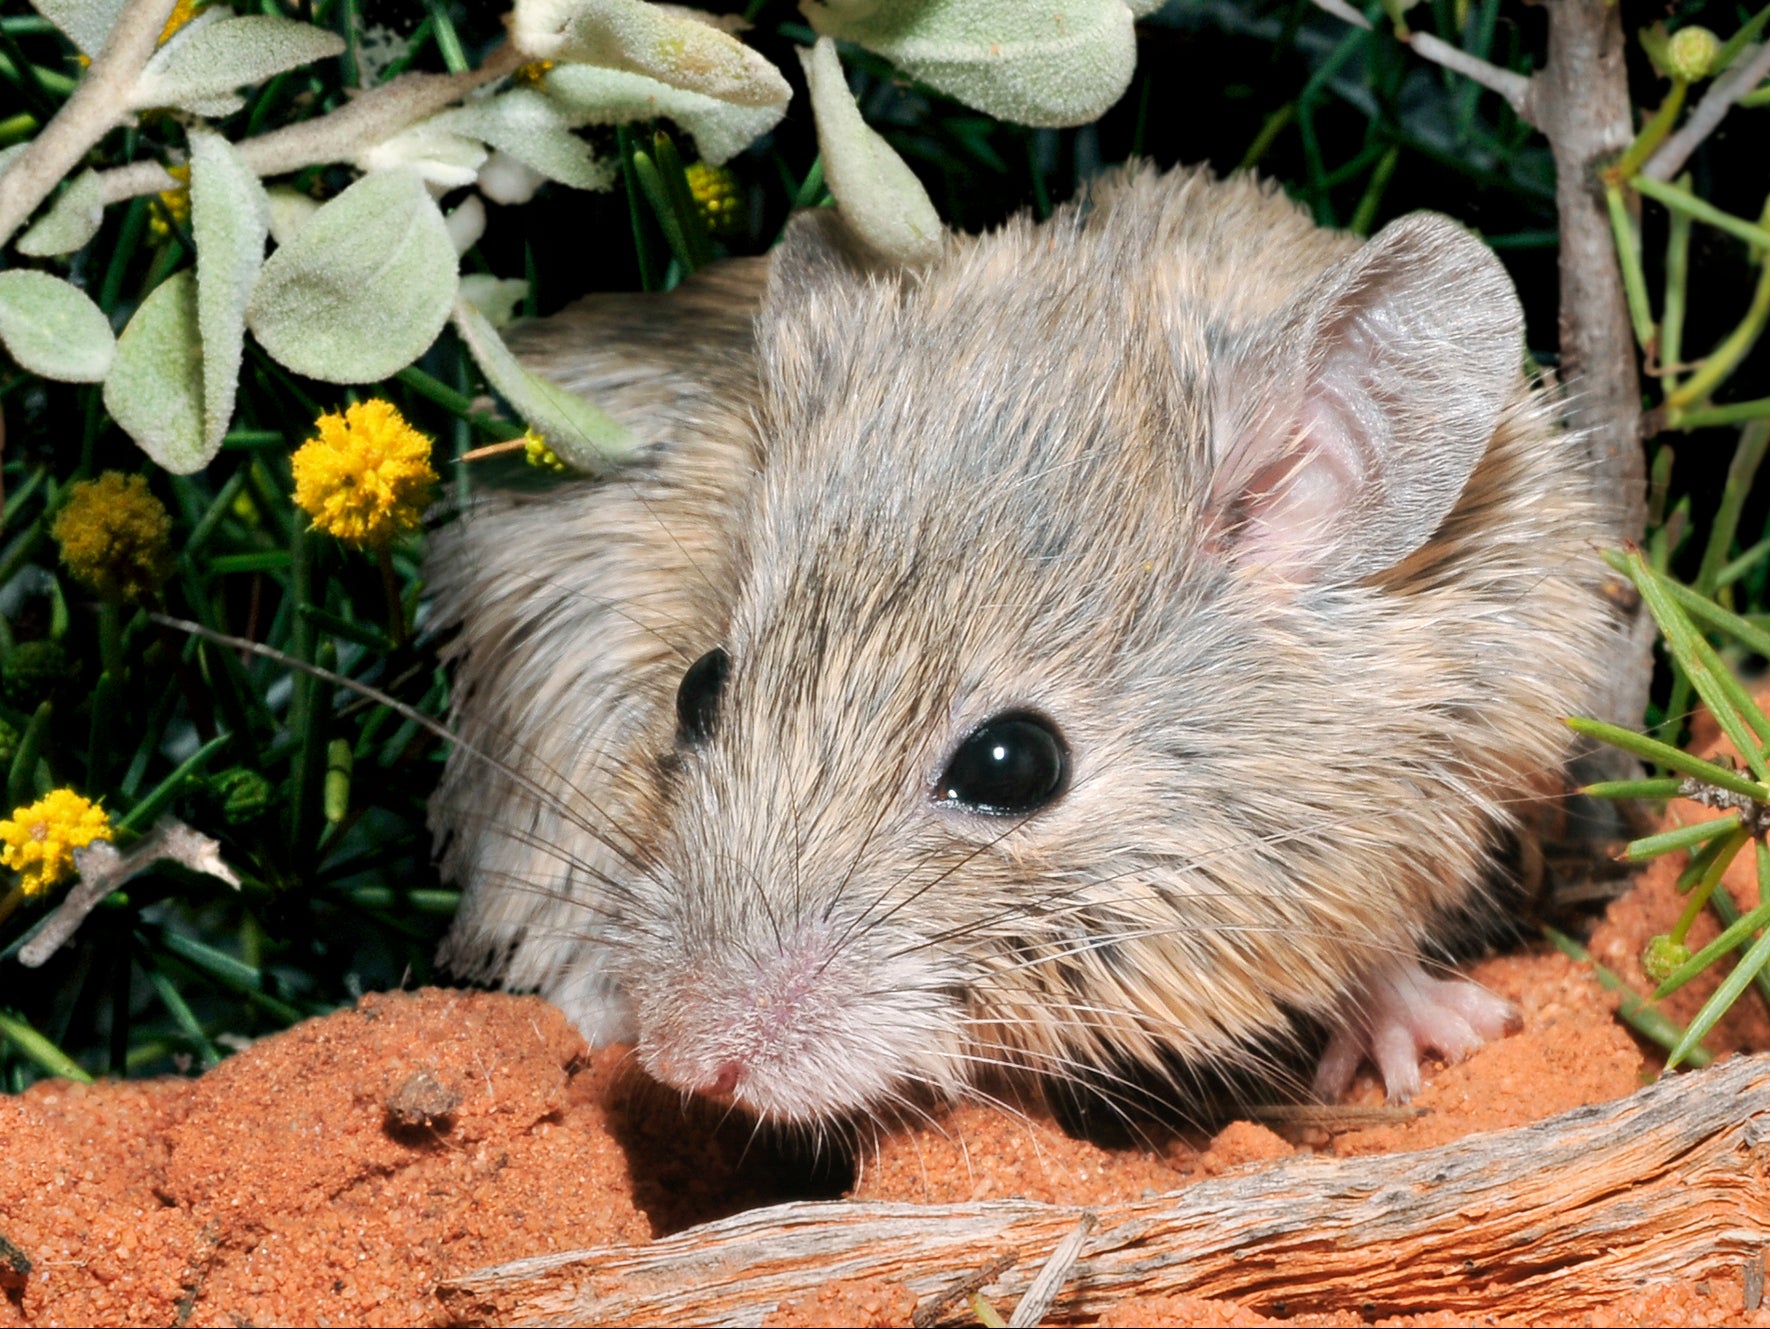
[426,165,1616,1124]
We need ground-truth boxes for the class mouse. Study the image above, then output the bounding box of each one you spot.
[425,164,1618,1124]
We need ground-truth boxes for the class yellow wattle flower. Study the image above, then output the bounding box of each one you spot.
[292,399,439,548]
[0,790,113,899]
[159,0,199,46]
[523,430,567,473]
[51,471,175,604]
[685,161,742,238]
[149,162,192,243]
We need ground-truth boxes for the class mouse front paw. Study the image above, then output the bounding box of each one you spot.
[1312,960,1518,1103]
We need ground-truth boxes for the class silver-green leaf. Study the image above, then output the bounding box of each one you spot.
[542,62,785,166]
[190,131,269,457]
[798,37,941,267]
[104,271,206,473]
[246,167,458,384]
[803,0,1138,128]
[134,13,346,115]
[453,297,634,473]
[0,269,115,383]
[17,170,109,257]
[434,89,615,192]
[30,0,128,58]
[514,0,790,107]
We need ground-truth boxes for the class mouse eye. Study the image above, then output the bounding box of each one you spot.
[934,712,1068,816]
[676,648,728,744]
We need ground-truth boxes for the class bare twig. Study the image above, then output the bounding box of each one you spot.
[16,821,239,968]
[911,1254,1017,1329]
[60,46,527,222]
[0,0,178,249]
[1643,44,1770,183]
[1406,32,1533,118]
[1308,0,1372,32]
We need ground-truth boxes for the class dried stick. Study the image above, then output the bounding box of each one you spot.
[438,1053,1770,1327]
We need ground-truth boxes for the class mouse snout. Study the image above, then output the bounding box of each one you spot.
[628,912,968,1122]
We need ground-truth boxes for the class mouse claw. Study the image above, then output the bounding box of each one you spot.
[1313,961,1518,1104]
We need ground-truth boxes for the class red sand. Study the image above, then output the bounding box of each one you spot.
[3,820,1768,1325]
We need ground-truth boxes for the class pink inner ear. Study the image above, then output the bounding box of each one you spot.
[1233,399,1365,578]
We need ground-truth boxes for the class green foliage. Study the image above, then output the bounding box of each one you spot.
[1575,548,1770,1073]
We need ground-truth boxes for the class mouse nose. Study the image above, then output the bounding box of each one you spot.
[706,1061,744,1100]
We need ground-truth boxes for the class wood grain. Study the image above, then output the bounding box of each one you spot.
[437,1054,1770,1326]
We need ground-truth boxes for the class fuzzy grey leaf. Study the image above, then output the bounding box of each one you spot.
[190,131,269,453]
[134,13,345,113]
[798,38,941,268]
[0,269,115,382]
[246,167,457,384]
[104,270,208,472]
[803,0,1137,128]
[453,296,636,472]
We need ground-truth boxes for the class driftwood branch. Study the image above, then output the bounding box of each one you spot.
[438,1054,1770,1327]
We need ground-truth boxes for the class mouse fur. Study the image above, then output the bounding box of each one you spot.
[426,165,1617,1122]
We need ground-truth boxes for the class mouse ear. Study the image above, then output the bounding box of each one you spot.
[1210,214,1524,584]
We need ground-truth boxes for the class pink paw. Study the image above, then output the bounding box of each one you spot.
[1312,961,1519,1103]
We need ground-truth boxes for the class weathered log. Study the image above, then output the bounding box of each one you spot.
[437,1053,1770,1326]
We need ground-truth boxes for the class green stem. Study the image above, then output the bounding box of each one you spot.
[394,367,521,440]
[1665,235,1770,414]
[1696,420,1770,596]
[1236,103,1295,173]
[1660,178,1693,395]
[0,1008,92,1083]
[375,544,407,647]
[1672,398,1770,430]
[1349,143,1401,236]
[1606,182,1656,352]
[1669,826,1748,946]
[1633,175,1770,250]
[1610,80,1687,181]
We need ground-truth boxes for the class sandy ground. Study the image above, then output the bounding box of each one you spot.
[4,793,1769,1326]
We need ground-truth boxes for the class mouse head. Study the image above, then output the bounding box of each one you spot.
[605,172,1551,1122]
[432,168,1604,1125]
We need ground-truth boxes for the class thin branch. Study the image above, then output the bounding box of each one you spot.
[1408,31,1534,119]
[1304,0,1537,120]
[70,45,527,219]
[0,0,178,249]
[16,820,239,968]
[1643,43,1770,182]
[1309,0,1373,32]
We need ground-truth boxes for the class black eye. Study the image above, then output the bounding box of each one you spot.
[935,712,1068,816]
[676,648,728,744]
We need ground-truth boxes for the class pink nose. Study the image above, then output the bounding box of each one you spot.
[706,1061,744,1099]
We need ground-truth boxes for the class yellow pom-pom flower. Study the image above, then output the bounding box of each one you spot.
[159,0,200,45]
[0,790,113,899]
[523,429,568,473]
[148,163,192,243]
[292,400,439,548]
[52,472,175,603]
[685,161,743,238]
